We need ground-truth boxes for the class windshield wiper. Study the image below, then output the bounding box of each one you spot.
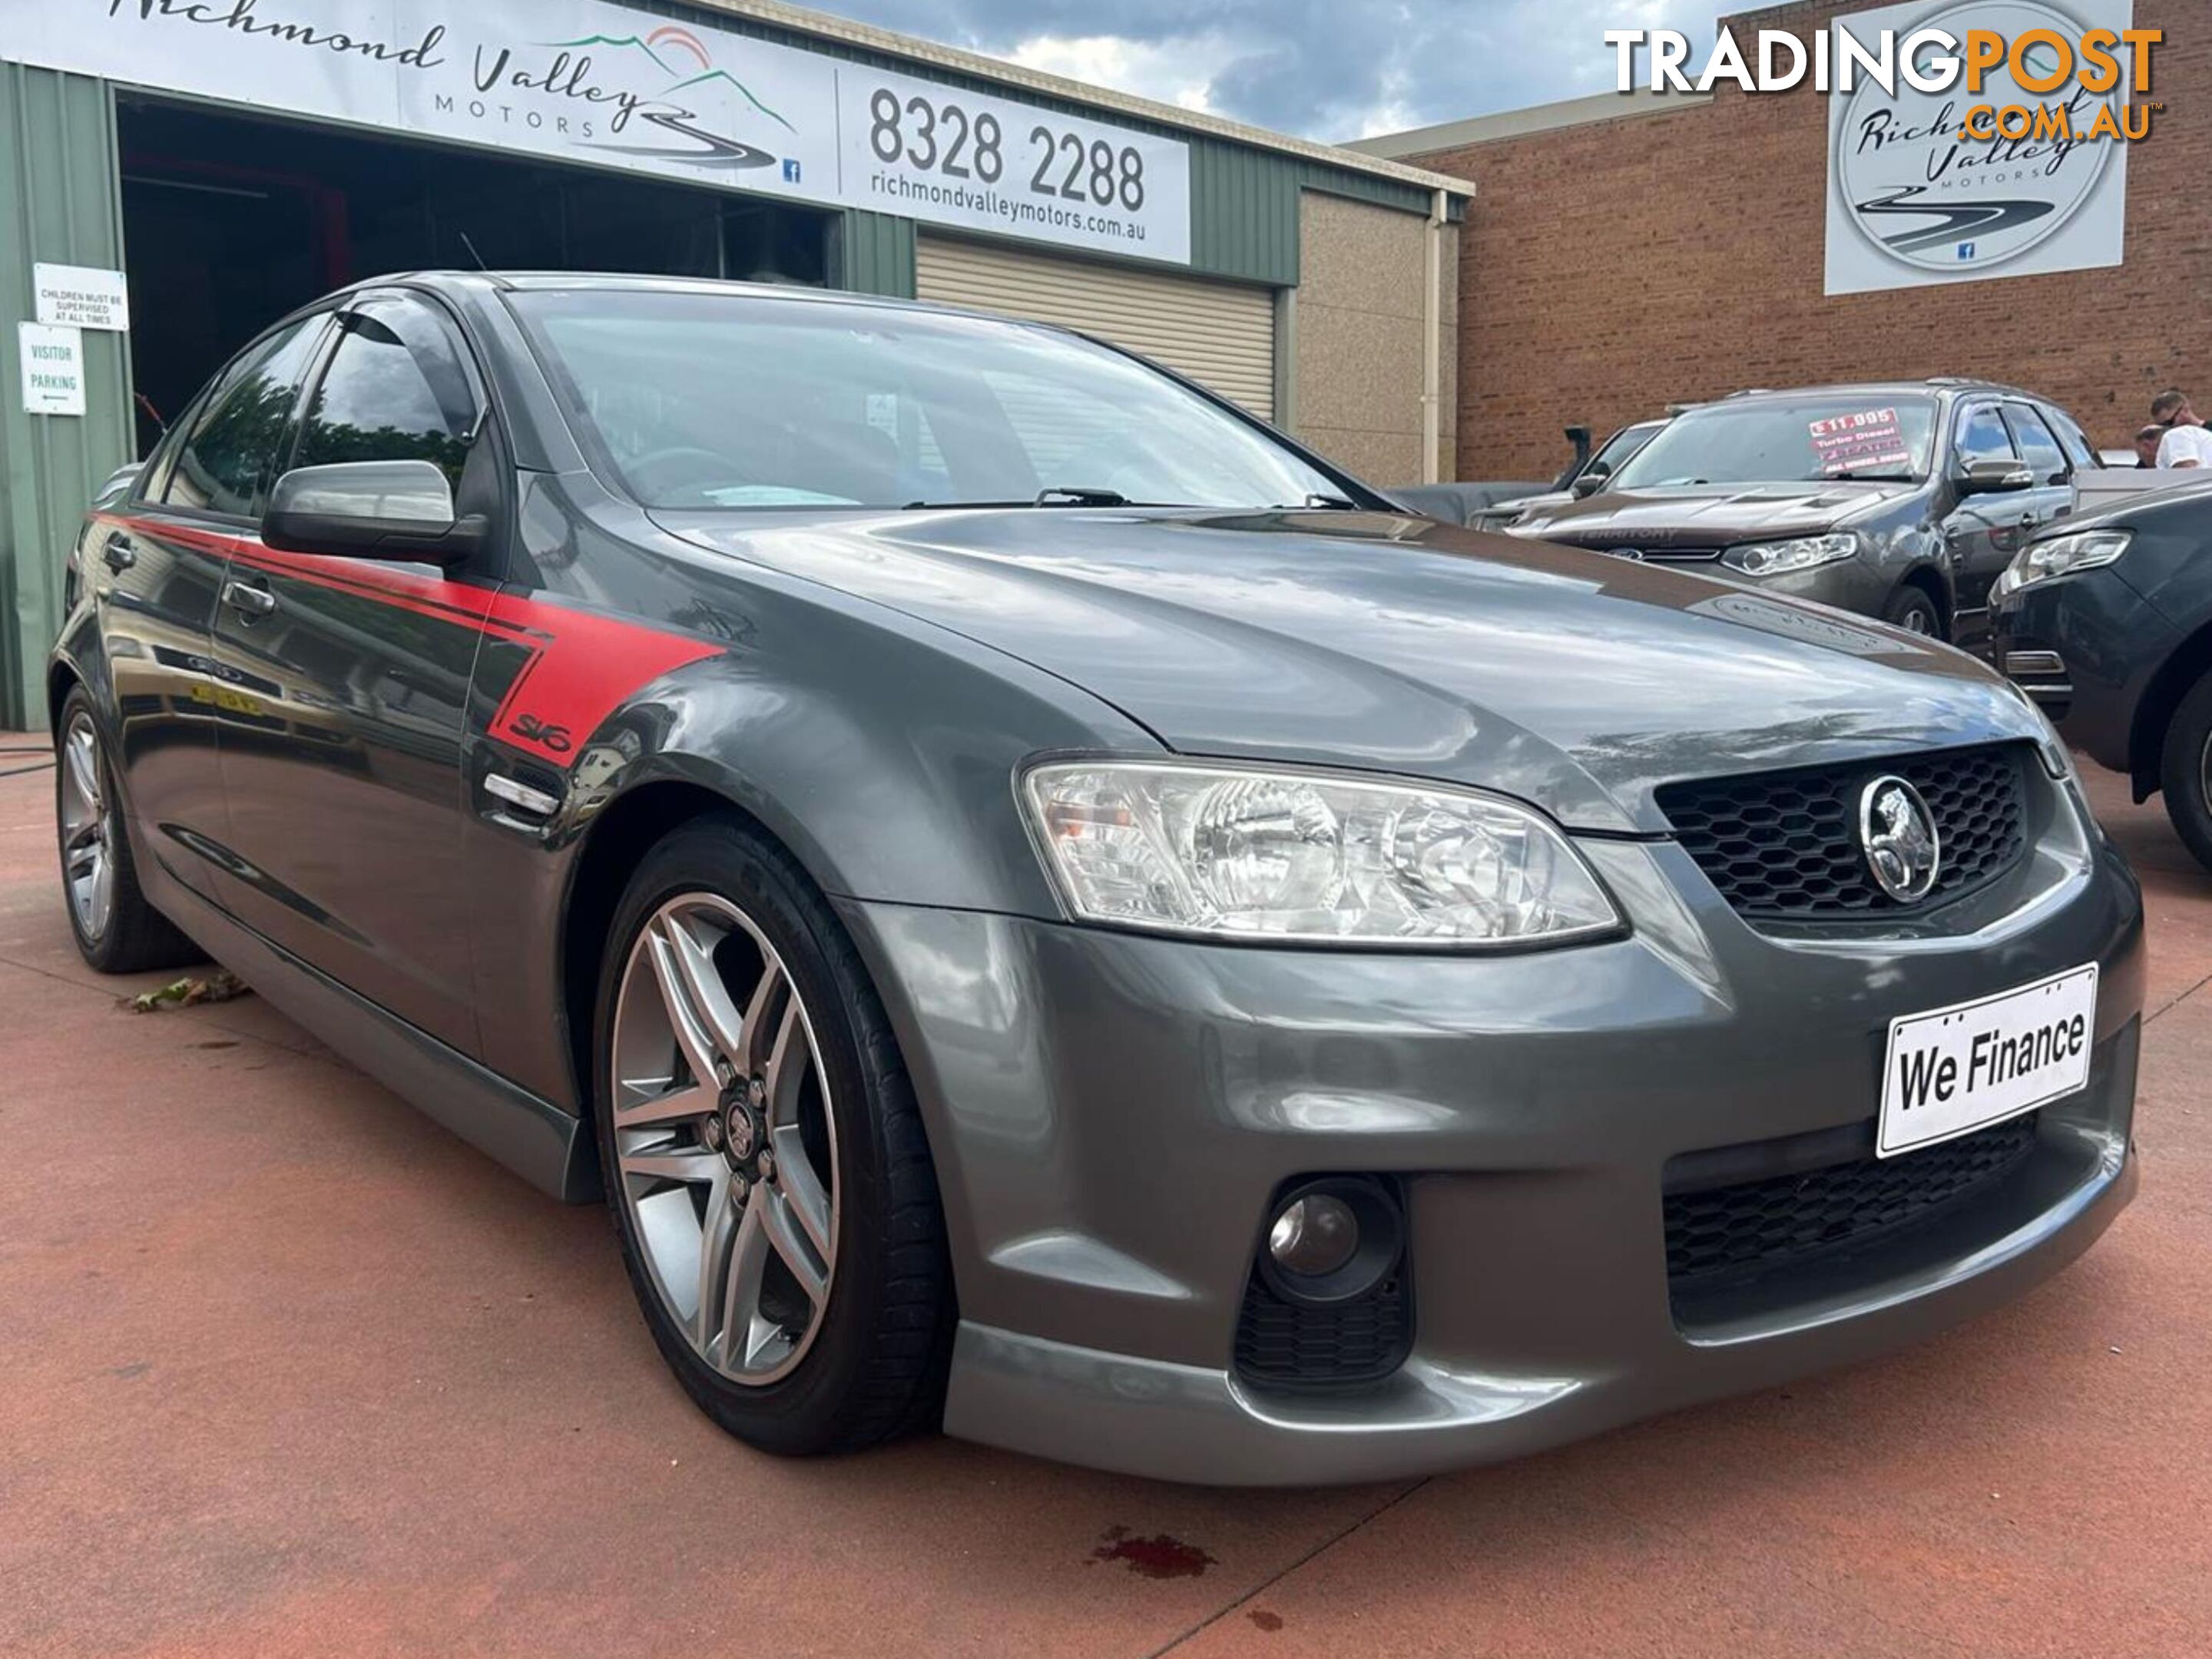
[902,485,1134,509]
[1823,470,1916,482]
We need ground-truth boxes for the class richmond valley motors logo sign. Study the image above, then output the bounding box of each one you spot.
[1826,0,2134,294]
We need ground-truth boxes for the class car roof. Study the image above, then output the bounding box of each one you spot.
[336,268,988,320]
[1714,379,2048,405]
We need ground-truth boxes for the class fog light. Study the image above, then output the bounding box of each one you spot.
[1269,1194,1359,1277]
[1257,1177,1403,1306]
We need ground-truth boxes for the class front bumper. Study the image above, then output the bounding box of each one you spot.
[1994,570,2183,780]
[838,791,2144,1485]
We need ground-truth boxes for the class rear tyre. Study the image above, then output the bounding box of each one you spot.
[53,687,203,974]
[1882,584,1943,639]
[2159,671,2212,874]
[592,813,954,1455]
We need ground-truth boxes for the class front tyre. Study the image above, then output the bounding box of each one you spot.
[53,687,202,974]
[2160,672,2212,875]
[592,814,954,1455]
[1882,585,1942,639]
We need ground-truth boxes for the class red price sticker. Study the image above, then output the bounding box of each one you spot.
[1810,407,1910,476]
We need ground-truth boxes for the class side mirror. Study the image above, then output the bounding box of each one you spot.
[1955,456,2035,495]
[263,460,485,561]
[1571,469,1611,498]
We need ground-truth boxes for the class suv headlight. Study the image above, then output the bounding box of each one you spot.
[1021,760,1621,948]
[1993,529,2132,601]
[1720,533,1860,576]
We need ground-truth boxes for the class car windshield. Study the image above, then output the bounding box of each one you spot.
[1610,395,1939,488]
[507,287,1347,512]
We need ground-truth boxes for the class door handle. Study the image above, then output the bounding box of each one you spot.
[103,542,137,574]
[221,578,276,618]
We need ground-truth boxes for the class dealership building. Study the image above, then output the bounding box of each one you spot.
[0,0,1468,727]
[1356,0,2199,483]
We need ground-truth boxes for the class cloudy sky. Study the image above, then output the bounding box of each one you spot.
[823,0,1722,141]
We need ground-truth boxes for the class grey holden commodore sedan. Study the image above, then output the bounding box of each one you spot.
[51,273,2140,1485]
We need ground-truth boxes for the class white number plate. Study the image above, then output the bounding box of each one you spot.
[1878,965,2098,1157]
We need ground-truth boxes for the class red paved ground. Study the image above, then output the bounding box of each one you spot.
[2,737,2207,1657]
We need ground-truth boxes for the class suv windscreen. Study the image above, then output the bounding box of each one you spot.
[1610,395,1938,489]
[507,289,1346,512]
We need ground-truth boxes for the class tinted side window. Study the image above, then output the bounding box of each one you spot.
[2045,406,2101,471]
[2004,404,2069,485]
[161,318,326,517]
[293,297,478,490]
[134,393,201,504]
[1955,405,2017,469]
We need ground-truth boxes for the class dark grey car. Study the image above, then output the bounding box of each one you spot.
[1508,382,2105,647]
[1994,478,2212,872]
[49,275,2140,1484]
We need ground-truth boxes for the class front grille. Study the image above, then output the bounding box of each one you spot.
[1233,1269,1412,1390]
[1558,538,1723,563]
[1664,1112,2041,1296]
[1655,743,2031,920]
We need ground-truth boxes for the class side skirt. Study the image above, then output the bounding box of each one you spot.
[147,864,594,1203]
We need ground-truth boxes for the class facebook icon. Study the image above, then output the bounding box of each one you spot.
[783,159,802,184]
[1956,241,1977,261]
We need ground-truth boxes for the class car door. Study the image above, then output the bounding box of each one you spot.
[2001,402,2078,538]
[207,290,505,1055]
[94,313,333,905]
[1940,399,2028,646]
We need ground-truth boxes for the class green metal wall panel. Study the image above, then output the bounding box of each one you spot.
[0,64,131,731]
[1188,139,1300,286]
[837,209,916,297]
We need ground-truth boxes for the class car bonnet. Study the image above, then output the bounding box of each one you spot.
[661,507,2043,835]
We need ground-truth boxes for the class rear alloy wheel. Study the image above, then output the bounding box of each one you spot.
[593,817,953,1455]
[53,688,201,974]
[1883,586,1942,638]
[2159,671,2212,874]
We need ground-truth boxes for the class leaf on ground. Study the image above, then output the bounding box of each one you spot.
[127,970,251,1012]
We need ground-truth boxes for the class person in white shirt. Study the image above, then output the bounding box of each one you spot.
[2151,389,2212,469]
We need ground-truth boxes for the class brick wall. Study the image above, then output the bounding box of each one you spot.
[1408,0,2208,480]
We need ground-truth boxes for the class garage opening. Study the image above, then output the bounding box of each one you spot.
[117,98,834,454]
[915,232,1277,420]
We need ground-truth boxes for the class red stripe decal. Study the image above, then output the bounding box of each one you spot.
[101,513,720,767]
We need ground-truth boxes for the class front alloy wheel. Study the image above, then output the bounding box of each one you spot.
[610,895,839,1384]
[593,815,953,1455]
[2160,672,2212,874]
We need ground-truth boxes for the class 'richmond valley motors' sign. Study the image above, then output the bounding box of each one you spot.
[1824,0,2135,294]
[0,0,1193,265]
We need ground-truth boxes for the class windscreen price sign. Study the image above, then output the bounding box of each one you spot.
[841,68,1192,264]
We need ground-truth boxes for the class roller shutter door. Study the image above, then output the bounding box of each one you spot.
[915,234,1276,421]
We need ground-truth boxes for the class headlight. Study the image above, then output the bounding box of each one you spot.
[1720,533,1860,576]
[1020,760,1621,947]
[1992,529,2132,601]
